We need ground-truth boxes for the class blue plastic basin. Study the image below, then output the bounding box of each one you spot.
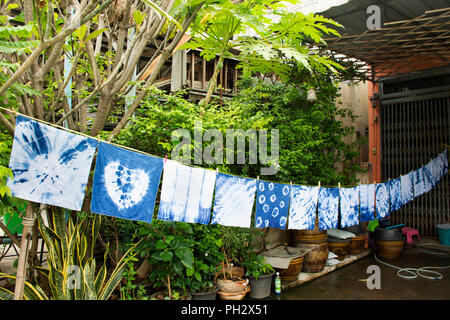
[436,224,450,246]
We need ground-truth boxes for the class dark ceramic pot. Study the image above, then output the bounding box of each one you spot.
[374,226,403,241]
[191,286,219,300]
[343,224,366,236]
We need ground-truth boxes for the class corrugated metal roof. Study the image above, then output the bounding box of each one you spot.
[320,0,450,35]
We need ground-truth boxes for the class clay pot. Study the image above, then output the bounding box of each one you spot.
[348,234,367,254]
[294,242,329,273]
[374,226,403,241]
[216,278,248,293]
[217,286,250,300]
[327,237,350,260]
[375,240,404,259]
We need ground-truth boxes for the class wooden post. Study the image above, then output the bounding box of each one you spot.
[191,51,195,88]
[233,64,238,93]
[202,57,206,90]
[14,201,34,300]
[224,60,228,91]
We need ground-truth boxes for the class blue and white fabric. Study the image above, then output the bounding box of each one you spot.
[317,187,339,230]
[428,150,448,186]
[412,166,432,198]
[388,177,402,213]
[7,115,97,211]
[288,185,319,230]
[158,160,216,224]
[400,172,414,205]
[359,184,375,223]
[339,186,360,228]
[255,180,290,229]
[210,173,256,228]
[91,142,163,223]
[375,182,390,220]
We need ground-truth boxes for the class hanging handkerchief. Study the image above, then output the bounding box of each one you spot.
[375,182,390,220]
[91,142,163,223]
[7,115,97,211]
[429,150,448,186]
[211,173,256,228]
[339,186,360,228]
[158,160,216,224]
[317,187,339,230]
[412,166,432,198]
[389,177,402,213]
[255,180,290,229]
[400,172,414,205]
[359,184,375,223]
[288,185,319,230]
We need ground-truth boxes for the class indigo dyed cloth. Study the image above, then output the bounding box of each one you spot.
[359,184,375,223]
[210,173,256,228]
[412,167,433,198]
[431,150,448,183]
[288,185,319,230]
[7,115,97,211]
[91,142,163,223]
[339,186,360,228]
[158,160,216,224]
[375,182,390,220]
[255,180,290,229]
[400,172,414,205]
[317,187,339,230]
[389,177,402,213]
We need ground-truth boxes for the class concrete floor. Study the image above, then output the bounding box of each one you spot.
[269,242,450,300]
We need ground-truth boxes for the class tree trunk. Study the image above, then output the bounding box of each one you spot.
[203,54,225,106]
[90,90,114,136]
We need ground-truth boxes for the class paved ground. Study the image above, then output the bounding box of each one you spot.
[2,239,449,300]
[268,240,450,300]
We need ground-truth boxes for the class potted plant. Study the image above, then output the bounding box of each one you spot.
[243,250,275,299]
[216,226,252,278]
[143,221,195,300]
[188,225,223,300]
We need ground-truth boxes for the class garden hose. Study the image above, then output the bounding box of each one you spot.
[373,243,450,280]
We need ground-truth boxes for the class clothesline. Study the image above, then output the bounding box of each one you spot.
[4,114,449,230]
[2,107,447,189]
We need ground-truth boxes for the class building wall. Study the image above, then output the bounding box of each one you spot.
[335,80,371,184]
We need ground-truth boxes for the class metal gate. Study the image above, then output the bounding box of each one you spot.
[380,78,450,238]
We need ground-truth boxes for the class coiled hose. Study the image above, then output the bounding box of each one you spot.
[373,243,450,280]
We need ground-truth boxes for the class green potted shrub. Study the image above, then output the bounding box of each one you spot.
[188,225,224,300]
[243,251,275,299]
[142,221,194,300]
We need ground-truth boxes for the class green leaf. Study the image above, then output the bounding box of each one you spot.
[186,267,194,277]
[180,250,194,269]
[140,0,182,30]
[133,10,145,29]
[85,28,107,43]
[0,39,38,54]
[155,239,168,250]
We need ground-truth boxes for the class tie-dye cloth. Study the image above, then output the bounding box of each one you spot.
[375,182,390,220]
[429,150,448,186]
[288,185,319,230]
[317,187,339,230]
[7,116,97,211]
[210,173,256,228]
[339,186,360,228]
[91,142,163,223]
[400,172,414,205]
[359,184,375,223]
[389,177,403,213]
[255,180,290,229]
[158,160,216,224]
[412,166,433,198]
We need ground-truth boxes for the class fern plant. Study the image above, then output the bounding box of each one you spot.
[0,212,138,300]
